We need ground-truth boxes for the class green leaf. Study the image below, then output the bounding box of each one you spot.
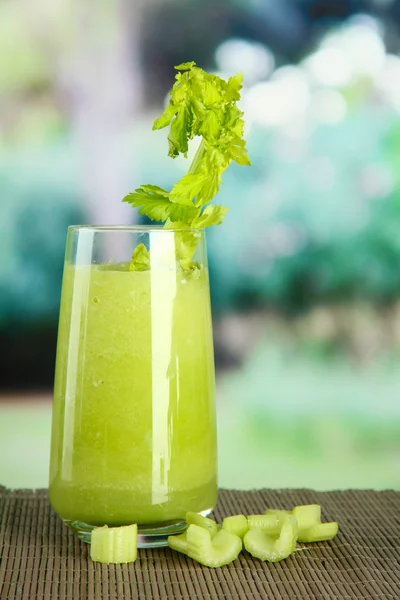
[168,106,191,158]
[226,73,243,102]
[196,173,221,206]
[163,220,201,271]
[175,230,201,269]
[140,184,170,198]
[227,138,252,166]
[128,243,150,272]
[170,173,208,206]
[153,104,178,131]
[199,77,224,107]
[200,108,223,142]
[192,205,229,228]
[123,186,195,223]
[164,219,189,230]
[175,61,196,71]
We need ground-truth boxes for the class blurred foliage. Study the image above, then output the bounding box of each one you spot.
[142,0,400,100]
[3,93,400,320]
[215,298,400,492]
[0,142,84,324]
[0,0,398,492]
[0,3,51,95]
[0,96,400,320]
[208,105,400,313]
[3,0,400,387]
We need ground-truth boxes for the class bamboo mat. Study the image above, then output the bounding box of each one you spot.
[0,487,399,599]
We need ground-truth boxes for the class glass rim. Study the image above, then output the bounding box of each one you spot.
[68,225,205,233]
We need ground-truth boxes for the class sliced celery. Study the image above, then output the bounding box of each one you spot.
[186,524,242,568]
[298,521,338,543]
[186,512,218,538]
[90,524,137,564]
[248,514,281,535]
[248,509,293,536]
[291,504,338,542]
[221,515,249,539]
[168,532,188,554]
[292,504,321,535]
[168,513,218,559]
[244,514,298,563]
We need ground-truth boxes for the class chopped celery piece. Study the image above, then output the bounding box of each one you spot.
[186,512,218,538]
[244,515,298,563]
[298,522,338,543]
[186,524,242,568]
[248,510,292,536]
[168,513,219,558]
[292,504,338,542]
[264,509,292,527]
[90,524,137,564]
[168,532,188,554]
[292,505,321,534]
[222,515,249,539]
[248,514,281,535]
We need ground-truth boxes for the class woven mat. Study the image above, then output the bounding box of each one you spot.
[0,487,399,600]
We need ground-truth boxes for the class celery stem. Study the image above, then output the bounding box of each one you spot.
[188,139,206,174]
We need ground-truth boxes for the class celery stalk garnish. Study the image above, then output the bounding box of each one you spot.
[123,61,250,271]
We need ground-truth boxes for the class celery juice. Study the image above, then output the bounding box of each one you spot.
[49,262,217,527]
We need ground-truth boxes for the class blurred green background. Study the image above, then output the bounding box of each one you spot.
[1,0,399,490]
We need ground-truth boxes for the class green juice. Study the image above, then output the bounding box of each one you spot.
[49,262,217,526]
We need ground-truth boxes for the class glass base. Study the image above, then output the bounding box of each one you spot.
[64,507,213,548]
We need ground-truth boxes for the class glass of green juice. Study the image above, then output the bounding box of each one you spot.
[49,225,218,547]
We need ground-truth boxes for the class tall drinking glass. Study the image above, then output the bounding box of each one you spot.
[49,226,217,547]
